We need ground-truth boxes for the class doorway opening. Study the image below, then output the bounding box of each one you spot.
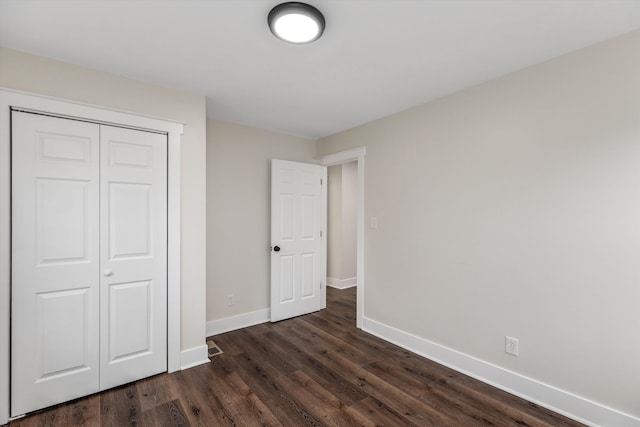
[319,147,365,329]
[327,161,358,290]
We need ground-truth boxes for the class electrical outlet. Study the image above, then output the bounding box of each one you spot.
[227,294,235,306]
[505,336,519,356]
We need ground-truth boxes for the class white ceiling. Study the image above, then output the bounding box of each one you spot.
[1,1,640,139]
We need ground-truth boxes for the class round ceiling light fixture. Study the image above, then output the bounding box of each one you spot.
[268,2,325,44]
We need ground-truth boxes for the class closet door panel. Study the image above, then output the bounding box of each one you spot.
[11,112,100,417]
[99,125,167,390]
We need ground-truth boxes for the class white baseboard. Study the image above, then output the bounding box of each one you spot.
[362,317,639,427]
[180,344,209,370]
[206,308,270,336]
[327,276,357,289]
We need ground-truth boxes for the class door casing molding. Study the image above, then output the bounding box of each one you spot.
[0,88,184,424]
[318,147,366,329]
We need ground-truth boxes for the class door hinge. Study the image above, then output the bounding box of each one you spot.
[320,178,323,185]
[320,229,323,238]
[320,282,324,289]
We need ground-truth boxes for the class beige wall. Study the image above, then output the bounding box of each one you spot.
[206,119,316,321]
[327,162,357,282]
[317,30,640,417]
[327,165,343,280]
[341,161,358,280]
[0,47,207,351]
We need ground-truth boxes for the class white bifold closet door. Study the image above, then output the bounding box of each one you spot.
[11,111,167,416]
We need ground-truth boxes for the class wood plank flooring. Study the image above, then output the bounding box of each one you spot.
[10,287,584,426]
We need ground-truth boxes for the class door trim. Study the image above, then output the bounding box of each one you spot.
[318,147,366,329]
[0,88,184,424]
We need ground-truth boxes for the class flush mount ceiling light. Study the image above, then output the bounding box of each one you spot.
[268,2,325,44]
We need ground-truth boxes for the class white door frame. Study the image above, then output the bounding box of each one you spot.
[0,88,183,424]
[318,147,366,329]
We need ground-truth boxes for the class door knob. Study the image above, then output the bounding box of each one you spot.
[104,269,113,276]
[273,246,281,252]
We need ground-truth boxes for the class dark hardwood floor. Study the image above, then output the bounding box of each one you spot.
[10,287,584,426]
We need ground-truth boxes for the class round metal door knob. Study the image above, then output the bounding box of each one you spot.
[273,246,281,252]
[104,269,113,276]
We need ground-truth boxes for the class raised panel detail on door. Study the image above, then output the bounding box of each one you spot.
[280,194,295,241]
[36,289,91,379]
[11,112,100,417]
[301,195,315,239]
[38,132,91,163]
[301,170,314,186]
[109,183,152,259]
[107,280,152,362]
[279,255,295,303]
[280,168,295,185]
[36,178,89,264]
[301,253,315,298]
[109,141,153,169]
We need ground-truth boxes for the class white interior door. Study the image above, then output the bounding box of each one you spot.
[99,125,167,390]
[271,159,326,322]
[11,112,168,416]
[11,112,101,415]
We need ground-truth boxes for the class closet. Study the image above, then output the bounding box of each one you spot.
[11,111,168,416]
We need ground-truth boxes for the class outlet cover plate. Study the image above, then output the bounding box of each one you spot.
[505,336,519,356]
